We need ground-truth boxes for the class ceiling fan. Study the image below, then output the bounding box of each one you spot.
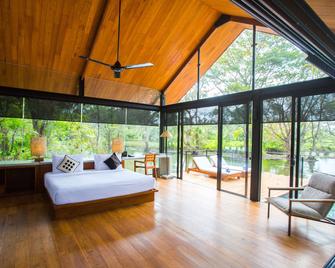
[79,0,153,78]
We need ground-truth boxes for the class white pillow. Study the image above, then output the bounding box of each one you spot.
[57,155,80,173]
[52,154,84,173]
[94,154,123,171]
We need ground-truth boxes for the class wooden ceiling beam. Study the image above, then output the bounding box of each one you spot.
[78,0,109,89]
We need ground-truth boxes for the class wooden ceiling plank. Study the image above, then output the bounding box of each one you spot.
[162,14,231,94]
[80,0,108,81]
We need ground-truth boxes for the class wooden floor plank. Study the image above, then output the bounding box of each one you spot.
[0,179,334,268]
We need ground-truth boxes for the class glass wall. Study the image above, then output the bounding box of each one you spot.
[166,112,179,176]
[179,29,253,102]
[200,29,253,98]
[182,107,218,188]
[178,28,327,103]
[0,96,159,161]
[220,103,251,196]
[261,97,293,199]
[299,94,335,219]
[255,31,326,89]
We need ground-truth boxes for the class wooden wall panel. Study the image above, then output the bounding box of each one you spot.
[0,62,78,94]
[165,22,246,104]
[85,77,160,105]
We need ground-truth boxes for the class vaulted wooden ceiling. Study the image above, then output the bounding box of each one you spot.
[0,0,333,105]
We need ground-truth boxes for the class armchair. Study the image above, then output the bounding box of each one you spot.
[267,173,335,236]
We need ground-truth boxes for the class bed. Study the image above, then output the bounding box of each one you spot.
[45,169,157,219]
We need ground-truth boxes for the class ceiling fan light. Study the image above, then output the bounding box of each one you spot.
[114,71,121,78]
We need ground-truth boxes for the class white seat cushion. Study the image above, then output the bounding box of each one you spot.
[270,197,323,220]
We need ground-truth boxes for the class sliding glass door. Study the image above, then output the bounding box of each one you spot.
[260,93,335,219]
[166,112,179,177]
[181,107,218,188]
[219,103,251,197]
[260,97,295,199]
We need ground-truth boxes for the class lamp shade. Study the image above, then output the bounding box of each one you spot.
[160,130,172,138]
[111,137,124,153]
[31,136,47,158]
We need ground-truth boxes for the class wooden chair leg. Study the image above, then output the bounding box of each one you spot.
[288,215,292,236]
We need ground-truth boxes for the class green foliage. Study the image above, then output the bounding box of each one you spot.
[0,118,159,161]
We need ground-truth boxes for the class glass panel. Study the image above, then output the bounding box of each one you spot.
[199,29,253,98]
[261,97,292,199]
[126,109,159,126]
[180,84,198,103]
[0,120,159,162]
[255,31,327,89]
[299,93,335,220]
[221,104,250,196]
[24,98,81,122]
[183,106,218,125]
[262,97,291,123]
[301,94,335,122]
[0,96,23,118]
[182,107,218,188]
[82,104,126,124]
[166,112,178,126]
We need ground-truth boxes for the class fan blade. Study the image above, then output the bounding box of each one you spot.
[124,63,154,69]
[79,56,112,67]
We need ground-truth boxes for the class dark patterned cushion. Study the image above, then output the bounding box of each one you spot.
[104,153,121,170]
[57,155,80,173]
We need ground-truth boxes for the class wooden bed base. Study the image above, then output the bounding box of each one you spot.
[187,167,245,180]
[48,189,158,219]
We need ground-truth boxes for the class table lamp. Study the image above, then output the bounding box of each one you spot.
[31,136,47,162]
[111,137,124,160]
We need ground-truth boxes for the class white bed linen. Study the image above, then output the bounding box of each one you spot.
[45,169,155,205]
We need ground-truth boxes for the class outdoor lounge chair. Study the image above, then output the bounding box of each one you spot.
[187,156,244,180]
[267,172,335,236]
[209,155,251,173]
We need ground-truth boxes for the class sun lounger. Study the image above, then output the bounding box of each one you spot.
[187,156,244,180]
[209,155,251,173]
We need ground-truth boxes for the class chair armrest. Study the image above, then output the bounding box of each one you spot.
[268,187,304,191]
[290,199,335,203]
[268,187,304,200]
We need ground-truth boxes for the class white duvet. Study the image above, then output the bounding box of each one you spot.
[45,169,156,205]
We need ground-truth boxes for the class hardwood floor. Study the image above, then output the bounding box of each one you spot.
[0,179,334,268]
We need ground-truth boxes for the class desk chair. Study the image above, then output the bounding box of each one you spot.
[134,154,158,179]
